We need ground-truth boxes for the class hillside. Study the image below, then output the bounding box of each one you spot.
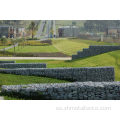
[52,38,119,55]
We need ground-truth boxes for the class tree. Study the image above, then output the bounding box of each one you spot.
[28,21,38,39]
[11,39,17,56]
[1,36,7,54]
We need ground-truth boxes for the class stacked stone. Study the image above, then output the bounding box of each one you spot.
[2,81,120,100]
[0,67,114,82]
[72,45,120,60]
[0,63,46,68]
[0,61,15,64]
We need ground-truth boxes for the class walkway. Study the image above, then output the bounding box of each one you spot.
[0,57,71,60]
[0,43,18,51]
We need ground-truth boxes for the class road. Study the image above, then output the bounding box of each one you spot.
[45,20,53,38]
[53,20,56,37]
[35,20,46,38]
[0,57,71,60]
[36,20,56,39]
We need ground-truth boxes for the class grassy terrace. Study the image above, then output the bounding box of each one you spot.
[8,45,59,53]
[0,38,120,83]
[52,38,119,55]
[0,73,69,86]
[0,38,120,99]
[6,38,119,55]
[0,50,120,81]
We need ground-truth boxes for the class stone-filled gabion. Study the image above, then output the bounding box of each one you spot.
[0,61,15,64]
[2,81,120,100]
[72,45,120,60]
[0,67,114,82]
[0,63,46,68]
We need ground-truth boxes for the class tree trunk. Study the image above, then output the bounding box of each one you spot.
[4,42,5,56]
[32,29,34,39]
[14,44,15,56]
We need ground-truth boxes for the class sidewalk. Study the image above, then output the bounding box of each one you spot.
[0,43,18,51]
[0,57,71,60]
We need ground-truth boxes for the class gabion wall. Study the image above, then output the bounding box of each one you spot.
[2,81,120,100]
[0,63,46,68]
[0,67,114,82]
[72,45,120,60]
[0,61,15,64]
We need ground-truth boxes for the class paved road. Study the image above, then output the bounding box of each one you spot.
[45,20,52,38]
[0,43,18,51]
[35,20,46,38]
[53,20,56,37]
[0,57,71,60]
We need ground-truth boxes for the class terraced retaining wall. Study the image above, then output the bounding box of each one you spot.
[2,81,120,100]
[0,63,46,68]
[0,67,114,82]
[0,61,15,64]
[72,45,120,60]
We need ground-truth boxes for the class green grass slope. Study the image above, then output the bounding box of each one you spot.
[0,73,69,86]
[8,45,59,53]
[52,38,119,55]
[1,50,119,81]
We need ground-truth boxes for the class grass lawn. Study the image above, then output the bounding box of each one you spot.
[52,38,119,55]
[6,38,119,55]
[8,45,59,53]
[0,46,6,49]
[1,38,120,99]
[0,73,69,86]
[1,50,120,81]
[0,73,69,100]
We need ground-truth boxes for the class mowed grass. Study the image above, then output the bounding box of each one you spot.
[6,38,119,55]
[52,38,119,55]
[8,45,59,53]
[0,46,6,49]
[1,38,120,99]
[4,50,119,81]
[0,73,69,86]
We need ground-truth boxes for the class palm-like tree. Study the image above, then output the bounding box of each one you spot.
[28,21,37,39]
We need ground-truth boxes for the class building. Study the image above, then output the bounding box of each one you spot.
[0,25,25,38]
[106,27,120,35]
[14,27,25,38]
[58,26,80,37]
[0,25,14,38]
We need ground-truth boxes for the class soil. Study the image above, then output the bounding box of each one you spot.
[40,40,52,45]
[15,52,70,57]
[0,51,70,57]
